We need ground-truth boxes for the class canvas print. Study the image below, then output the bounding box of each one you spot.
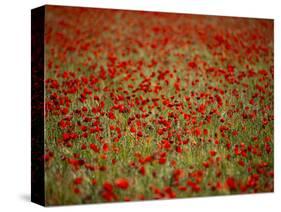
[31,5,274,206]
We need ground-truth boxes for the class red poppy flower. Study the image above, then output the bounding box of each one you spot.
[90,143,100,153]
[209,150,217,157]
[73,177,83,185]
[115,178,129,189]
[159,157,167,164]
[139,166,146,176]
[226,177,237,190]
[103,181,113,192]
[108,111,115,120]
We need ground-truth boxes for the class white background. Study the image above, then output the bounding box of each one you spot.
[0,0,280,211]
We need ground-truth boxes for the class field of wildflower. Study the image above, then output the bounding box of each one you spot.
[43,5,274,205]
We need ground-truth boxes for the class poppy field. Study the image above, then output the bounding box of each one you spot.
[43,6,274,205]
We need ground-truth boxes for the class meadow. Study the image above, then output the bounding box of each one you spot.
[44,6,273,205]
